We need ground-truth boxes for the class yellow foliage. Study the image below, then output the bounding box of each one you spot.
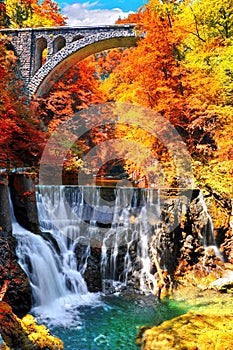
[0,345,10,350]
[20,314,64,350]
[5,0,66,28]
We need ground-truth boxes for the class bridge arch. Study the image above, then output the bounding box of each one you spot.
[34,37,47,74]
[28,31,138,97]
[53,35,66,54]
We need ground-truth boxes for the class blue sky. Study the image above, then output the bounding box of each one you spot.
[58,1,147,26]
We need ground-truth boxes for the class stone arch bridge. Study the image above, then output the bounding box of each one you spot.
[0,25,138,97]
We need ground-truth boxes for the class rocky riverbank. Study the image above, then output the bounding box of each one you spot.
[1,171,233,349]
[138,306,233,349]
[0,302,63,350]
[137,267,233,349]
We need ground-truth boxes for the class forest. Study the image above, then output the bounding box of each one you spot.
[0,0,232,233]
[1,1,233,349]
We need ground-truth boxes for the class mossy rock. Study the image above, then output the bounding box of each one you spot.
[0,302,63,350]
[138,310,233,350]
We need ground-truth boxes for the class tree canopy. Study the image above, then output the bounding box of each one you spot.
[0,0,66,165]
[0,0,232,196]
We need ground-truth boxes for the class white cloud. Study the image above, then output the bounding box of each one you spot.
[63,2,133,26]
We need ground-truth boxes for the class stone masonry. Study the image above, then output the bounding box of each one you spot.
[0,25,137,97]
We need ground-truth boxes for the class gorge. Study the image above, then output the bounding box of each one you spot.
[1,171,231,349]
[1,0,233,348]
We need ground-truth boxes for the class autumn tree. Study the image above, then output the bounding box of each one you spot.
[4,0,66,28]
[101,0,188,123]
[39,57,107,133]
[0,0,66,166]
[0,0,10,28]
[0,36,45,166]
[93,0,233,191]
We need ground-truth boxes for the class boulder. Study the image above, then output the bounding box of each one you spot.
[210,270,233,292]
[0,302,63,350]
[0,301,35,349]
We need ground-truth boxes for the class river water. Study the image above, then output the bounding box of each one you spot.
[49,295,186,350]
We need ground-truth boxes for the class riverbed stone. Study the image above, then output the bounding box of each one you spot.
[210,269,233,292]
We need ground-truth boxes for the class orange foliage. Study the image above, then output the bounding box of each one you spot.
[0,37,45,167]
[31,0,67,27]
[39,58,107,133]
[116,12,143,25]
[101,2,188,127]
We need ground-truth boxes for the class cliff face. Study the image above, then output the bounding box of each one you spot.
[0,236,32,318]
[9,173,40,233]
[0,177,32,318]
[0,171,232,315]
[0,178,12,238]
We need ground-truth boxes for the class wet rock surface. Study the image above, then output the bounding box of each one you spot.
[9,173,40,233]
[73,189,223,294]
[0,236,31,318]
[0,179,12,237]
[75,244,102,292]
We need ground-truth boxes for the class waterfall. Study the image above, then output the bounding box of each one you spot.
[197,191,215,247]
[10,189,99,327]
[10,184,222,325]
[10,185,165,326]
[195,191,223,262]
[37,186,161,294]
[100,188,160,293]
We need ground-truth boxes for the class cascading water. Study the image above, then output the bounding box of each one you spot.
[37,186,161,295]
[8,183,225,349]
[36,188,89,296]
[10,189,99,327]
[197,191,215,247]
[9,182,164,348]
[194,192,218,254]
[196,191,223,261]
[9,184,222,335]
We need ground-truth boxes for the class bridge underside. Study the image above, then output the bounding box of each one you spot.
[29,34,138,97]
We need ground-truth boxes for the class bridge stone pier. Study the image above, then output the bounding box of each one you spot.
[0,25,138,97]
